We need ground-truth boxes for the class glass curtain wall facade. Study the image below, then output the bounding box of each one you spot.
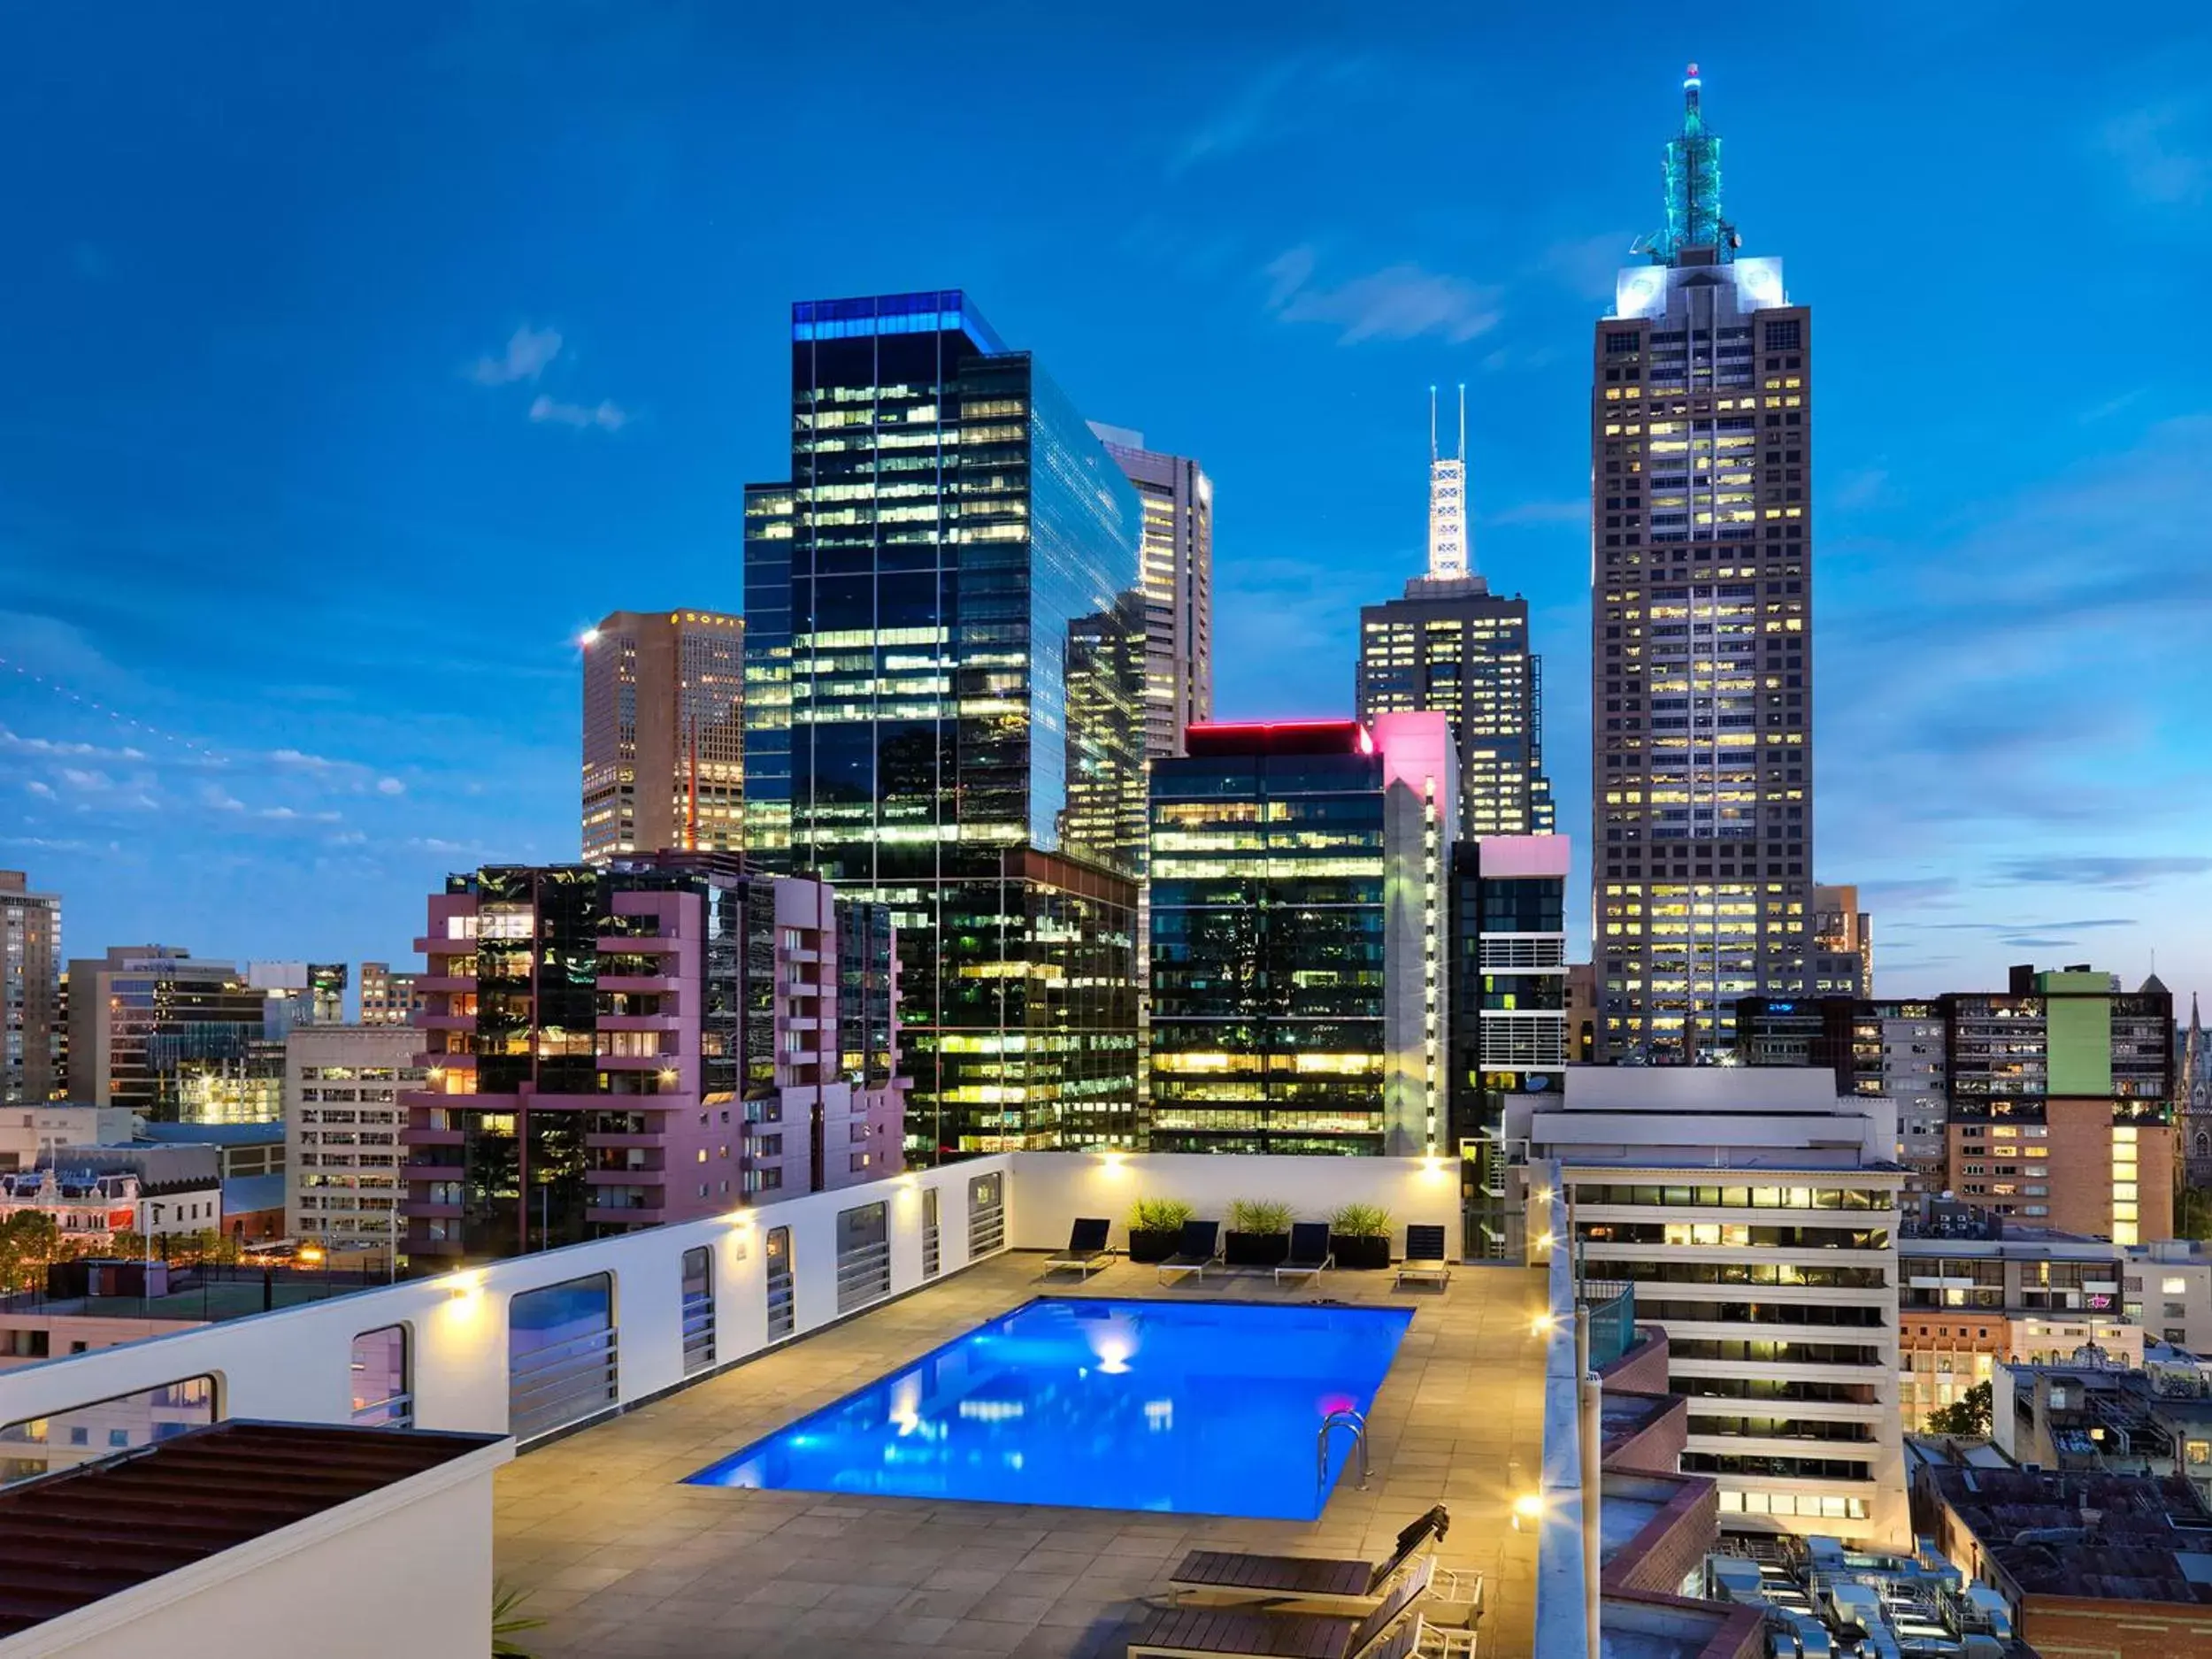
[1148,722,1397,1155]
[743,292,1144,1158]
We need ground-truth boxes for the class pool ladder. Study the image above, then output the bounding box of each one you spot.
[1317,1408,1370,1492]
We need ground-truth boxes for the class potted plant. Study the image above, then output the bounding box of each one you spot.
[1329,1202,1393,1271]
[1225,1199,1294,1267]
[1127,1198,1194,1264]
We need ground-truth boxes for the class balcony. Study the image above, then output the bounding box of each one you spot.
[596,933,679,954]
[597,973,679,995]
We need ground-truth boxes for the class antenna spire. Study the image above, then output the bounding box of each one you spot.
[1651,62,1736,266]
[1424,384,1470,582]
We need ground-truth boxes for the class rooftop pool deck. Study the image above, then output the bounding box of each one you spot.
[495,1251,1548,1658]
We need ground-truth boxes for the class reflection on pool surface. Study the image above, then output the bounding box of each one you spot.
[684,1296,1415,1518]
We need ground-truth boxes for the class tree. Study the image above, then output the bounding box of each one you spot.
[2178,1187,2212,1242]
[0,1211,60,1294]
[1926,1380,1993,1437]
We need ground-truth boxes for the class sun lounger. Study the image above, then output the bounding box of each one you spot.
[1273,1221,1335,1288]
[1169,1505,1448,1608]
[1046,1217,1115,1279]
[1128,1558,1432,1659]
[1394,1225,1451,1291]
[1156,1220,1223,1286]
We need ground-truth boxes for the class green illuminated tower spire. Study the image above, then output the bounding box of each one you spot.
[1650,63,1738,265]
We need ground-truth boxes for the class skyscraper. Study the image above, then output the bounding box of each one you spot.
[1591,67,1814,1061]
[0,872,59,1107]
[580,610,745,863]
[1357,388,1554,840]
[1088,425,1214,761]
[743,291,1147,1157]
[1148,716,1456,1156]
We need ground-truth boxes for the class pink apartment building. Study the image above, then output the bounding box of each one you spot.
[401,852,903,1263]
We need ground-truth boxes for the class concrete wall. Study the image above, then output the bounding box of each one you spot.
[2,1442,505,1658]
[0,1156,1011,1439]
[1002,1151,1462,1253]
[0,1149,1467,1445]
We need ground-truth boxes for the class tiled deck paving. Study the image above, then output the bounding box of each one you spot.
[495,1253,1549,1658]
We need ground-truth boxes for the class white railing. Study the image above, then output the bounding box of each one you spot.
[1477,933,1568,972]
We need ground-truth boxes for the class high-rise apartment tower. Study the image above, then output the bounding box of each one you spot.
[1592,67,1814,1060]
[1358,388,1554,840]
[580,610,744,863]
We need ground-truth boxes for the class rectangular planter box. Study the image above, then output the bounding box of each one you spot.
[1331,1234,1391,1271]
[1128,1228,1180,1264]
[1224,1231,1289,1269]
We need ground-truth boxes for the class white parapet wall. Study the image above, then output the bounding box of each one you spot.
[0,1150,1466,1448]
[1005,1150,1462,1251]
[0,1156,1013,1440]
[1,1439,507,1659]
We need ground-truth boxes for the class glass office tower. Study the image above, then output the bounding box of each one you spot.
[743,292,1146,1158]
[1148,717,1456,1156]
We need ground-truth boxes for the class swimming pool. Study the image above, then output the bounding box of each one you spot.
[685,1296,1414,1519]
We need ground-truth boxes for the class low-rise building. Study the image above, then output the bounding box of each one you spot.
[1899,1225,2133,1431]
[1993,1356,2212,1498]
[1916,1459,2212,1655]
[0,1103,139,1169]
[2129,1239,2212,1352]
[0,1142,223,1242]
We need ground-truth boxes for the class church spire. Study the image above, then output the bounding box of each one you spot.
[1651,63,1740,266]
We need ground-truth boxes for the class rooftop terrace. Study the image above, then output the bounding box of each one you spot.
[495,1252,1546,1657]
[0,1152,1592,1655]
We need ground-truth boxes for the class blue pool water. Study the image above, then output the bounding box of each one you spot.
[685,1296,1414,1518]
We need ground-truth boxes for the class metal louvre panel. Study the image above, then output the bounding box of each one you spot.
[836,1238,891,1313]
[508,1325,618,1442]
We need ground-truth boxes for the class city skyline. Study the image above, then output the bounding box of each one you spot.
[1,6,2208,1001]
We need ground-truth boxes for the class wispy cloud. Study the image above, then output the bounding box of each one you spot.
[1831,466,1889,510]
[1169,55,1377,176]
[1263,248,1502,345]
[1486,499,1586,527]
[1534,232,1636,302]
[1994,855,2212,889]
[268,748,408,797]
[0,726,147,763]
[467,324,563,386]
[1896,917,2136,933]
[1855,876,1961,908]
[2101,101,2209,207]
[529,395,630,432]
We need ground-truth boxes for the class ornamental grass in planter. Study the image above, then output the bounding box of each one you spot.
[1225,1198,1294,1267]
[1329,1202,1394,1271]
[1127,1197,1194,1263]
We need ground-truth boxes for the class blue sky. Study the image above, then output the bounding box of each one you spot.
[2,2,2208,1008]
